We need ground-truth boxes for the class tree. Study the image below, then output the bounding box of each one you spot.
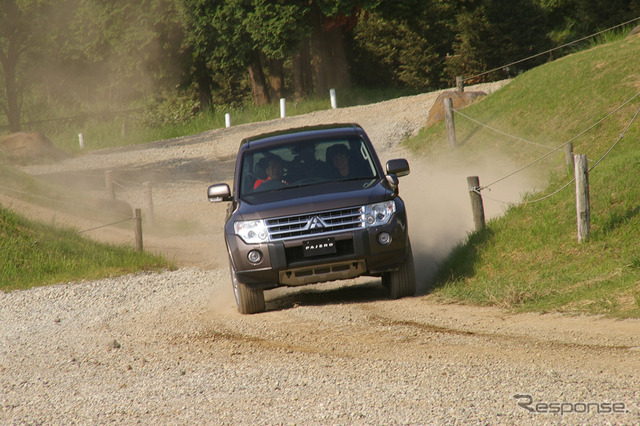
[446,0,552,83]
[538,0,640,45]
[352,0,458,90]
[0,0,51,132]
[182,0,271,106]
[180,0,221,110]
[64,0,187,107]
[244,0,310,100]
[308,0,363,95]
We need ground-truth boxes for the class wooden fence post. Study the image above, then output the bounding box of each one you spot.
[564,142,574,174]
[456,76,465,92]
[467,176,486,232]
[574,154,590,243]
[444,97,457,148]
[105,170,115,200]
[134,208,143,251]
[143,181,155,226]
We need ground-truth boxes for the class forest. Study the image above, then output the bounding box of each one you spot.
[1,0,639,133]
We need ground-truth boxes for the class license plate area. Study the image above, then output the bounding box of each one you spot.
[302,237,336,257]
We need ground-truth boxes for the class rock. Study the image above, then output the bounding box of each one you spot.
[627,25,640,38]
[425,90,486,127]
[0,132,69,164]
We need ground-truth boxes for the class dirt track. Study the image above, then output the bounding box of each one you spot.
[3,83,640,423]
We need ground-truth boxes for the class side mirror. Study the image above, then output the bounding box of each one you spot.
[207,183,232,202]
[386,159,410,177]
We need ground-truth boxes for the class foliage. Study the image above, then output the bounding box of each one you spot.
[142,90,201,127]
[3,0,640,140]
[244,0,310,60]
[0,0,54,131]
[445,0,553,82]
[352,13,442,90]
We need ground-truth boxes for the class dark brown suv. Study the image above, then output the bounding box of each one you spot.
[208,123,415,313]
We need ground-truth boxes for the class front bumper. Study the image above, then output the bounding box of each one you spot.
[226,214,409,290]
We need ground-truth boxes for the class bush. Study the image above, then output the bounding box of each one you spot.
[142,90,201,127]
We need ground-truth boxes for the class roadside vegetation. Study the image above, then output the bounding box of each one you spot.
[0,204,173,292]
[413,33,640,318]
[38,86,418,154]
[0,162,174,292]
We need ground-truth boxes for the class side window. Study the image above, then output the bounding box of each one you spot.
[357,141,377,177]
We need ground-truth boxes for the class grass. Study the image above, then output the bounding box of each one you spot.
[0,204,173,291]
[416,34,640,318]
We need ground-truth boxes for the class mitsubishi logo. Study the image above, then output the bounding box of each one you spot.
[308,216,325,229]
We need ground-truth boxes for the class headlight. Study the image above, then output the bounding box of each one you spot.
[234,220,269,244]
[363,201,396,227]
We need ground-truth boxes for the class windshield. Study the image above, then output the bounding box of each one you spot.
[239,136,379,197]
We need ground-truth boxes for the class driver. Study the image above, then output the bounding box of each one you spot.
[254,155,286,189]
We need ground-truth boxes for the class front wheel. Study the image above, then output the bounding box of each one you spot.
[382,241,416,299]
[230,263,265,314]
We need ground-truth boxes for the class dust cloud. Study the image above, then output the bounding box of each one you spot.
[402,148,547,295]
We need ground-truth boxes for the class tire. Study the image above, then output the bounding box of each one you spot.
[230,263,265,314]
[383,241,416,299]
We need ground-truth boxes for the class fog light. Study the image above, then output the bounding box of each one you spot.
[377,232,391,245]
[247,250,263,264]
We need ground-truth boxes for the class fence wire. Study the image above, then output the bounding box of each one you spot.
[454,92,640,196]
[0,184,136,248]
[454,91,640,206]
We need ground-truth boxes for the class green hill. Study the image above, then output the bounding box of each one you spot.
[0,166,173,291]
[0,203,173,291]
[414,34,640,318]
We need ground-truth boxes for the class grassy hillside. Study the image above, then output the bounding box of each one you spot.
[0,165,174,291]
[412,34,640,317]
[0,203,173,291]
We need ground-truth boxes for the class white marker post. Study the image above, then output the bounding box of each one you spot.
[280,98,286,118]
[78,133,84,149]
[330,89,337,109]
[225,113,231,128]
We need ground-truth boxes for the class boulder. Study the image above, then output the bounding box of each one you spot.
[426,90,486,128]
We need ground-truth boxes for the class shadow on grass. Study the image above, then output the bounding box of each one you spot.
[427,226,495,292]
[596,206,640,238]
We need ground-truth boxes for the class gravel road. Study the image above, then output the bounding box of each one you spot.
[2,82,640,424]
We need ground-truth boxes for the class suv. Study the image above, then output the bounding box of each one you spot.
[208,123,415,314]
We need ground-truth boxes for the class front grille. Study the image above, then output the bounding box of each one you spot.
[285,239,355,264]
[266,206,364,241]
